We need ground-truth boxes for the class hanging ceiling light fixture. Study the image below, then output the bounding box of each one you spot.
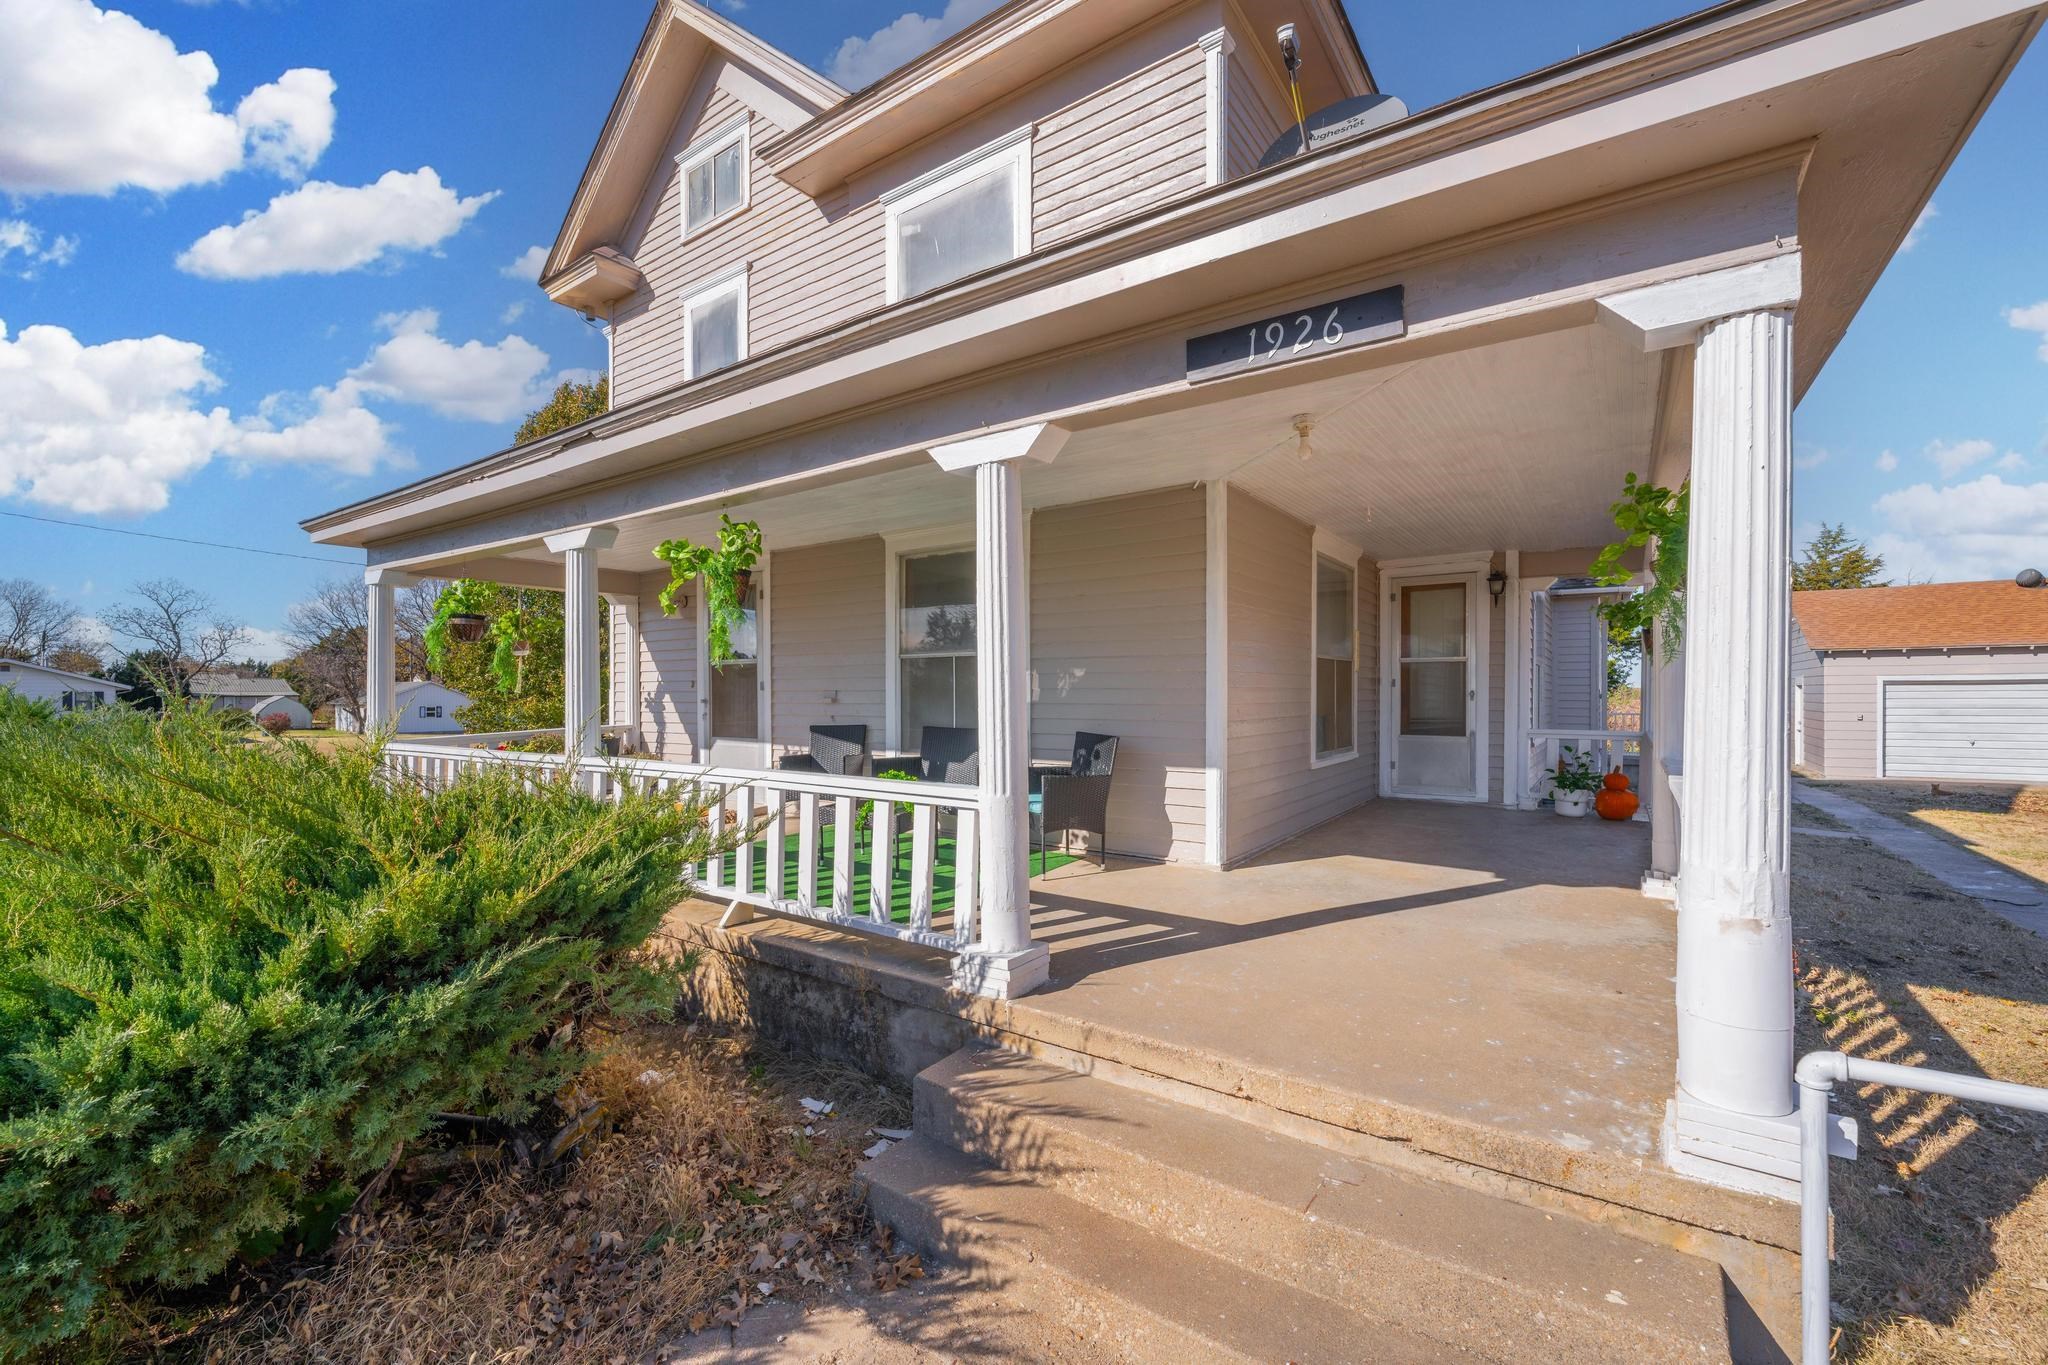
[1292,414,1317,461]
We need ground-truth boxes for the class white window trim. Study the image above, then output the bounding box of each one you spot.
[1198,28,1234,187]
[698,552,772,762]
[682,262,750,381]
[676,114,751,239]
[883,526,974,754]
[1309,529,1364,769]
[881,125,1034,304]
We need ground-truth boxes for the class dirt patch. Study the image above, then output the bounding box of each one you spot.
[172,1027,932,1364]
[1793,826,2048,1363]
[1810,781,2048,887]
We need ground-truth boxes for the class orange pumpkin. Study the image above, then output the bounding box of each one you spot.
[1595,774,1639,821]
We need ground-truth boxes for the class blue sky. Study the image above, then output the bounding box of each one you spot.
[1,0,2043,661]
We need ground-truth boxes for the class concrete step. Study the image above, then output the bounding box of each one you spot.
[862,1134,1474,1364]
[916,1047,1734,1364]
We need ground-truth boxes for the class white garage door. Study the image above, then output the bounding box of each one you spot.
[1882,678,2048,781]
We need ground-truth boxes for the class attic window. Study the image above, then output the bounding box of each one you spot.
[679,116,749,236]
[684,264,748,379]
[882,126,1032,303]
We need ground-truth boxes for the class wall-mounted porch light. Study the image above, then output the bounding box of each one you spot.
[1292,414,1316,461]
[1487,568,1507,605]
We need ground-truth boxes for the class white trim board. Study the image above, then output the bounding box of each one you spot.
[1309,528,1362,771]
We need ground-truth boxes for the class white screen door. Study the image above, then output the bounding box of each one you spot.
[701,562,769,766]
[1390,578,1479,797]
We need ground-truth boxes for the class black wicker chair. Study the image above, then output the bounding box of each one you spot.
[775,724,870,777]
[1031,732,1118,875]
[905,725,978,785]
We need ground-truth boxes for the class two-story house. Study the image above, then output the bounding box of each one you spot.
[306,1,2045,1354]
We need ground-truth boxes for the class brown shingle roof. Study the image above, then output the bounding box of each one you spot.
[1793,581,2048,652]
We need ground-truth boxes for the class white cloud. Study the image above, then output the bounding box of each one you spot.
[0,318,400,517]
[826,0,1006,88]
[1922,437,2000,479]
[347,309,553,423]
[0,0,335,195]
[1900,201,1937,253]
[2008,300,2048,362]
[500,300,529,326]
[1875,449,1899,473]
[1794,446,1830,471]
[238,625,295,664]
[234,68,336,179]
[1871,474,2048,582]
[0,219,78,277]
[176,168,497,280]
[501,244,548,280]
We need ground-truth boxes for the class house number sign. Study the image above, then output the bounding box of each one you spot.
[1185,284,1404,382]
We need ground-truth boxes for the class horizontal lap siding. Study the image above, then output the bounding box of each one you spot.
[1791,620,1825,773]
[1819,650,2048,779]
[1033,45,1208,248]
[1030,488,1209,862]
[1226,489,1377,862]
[636,569,700,762]
[769,538,886,760]
[1224,49,1287,178]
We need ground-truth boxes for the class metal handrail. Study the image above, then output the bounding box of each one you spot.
[1796,1051,2048,1364]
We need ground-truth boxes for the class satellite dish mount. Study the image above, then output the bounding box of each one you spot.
[1276,24,1309,159]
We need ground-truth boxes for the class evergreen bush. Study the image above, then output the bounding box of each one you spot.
[0,695,716,1357]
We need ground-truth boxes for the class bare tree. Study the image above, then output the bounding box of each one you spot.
[0,578,81,663]
[283,577,440,729]
[103,579,251,696]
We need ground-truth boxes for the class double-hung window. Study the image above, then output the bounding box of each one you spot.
[1312,548,1358,763]
[678,116,749,237]
[896,549,978,743]
[683,265,748,379]
[883,127,1032,302]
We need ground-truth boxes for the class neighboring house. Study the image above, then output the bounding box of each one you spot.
[303,0,2045,1332]
[1792,578,2048,782]
[0,659,123,710]
[188,674,315,730]
[336,679,472,735]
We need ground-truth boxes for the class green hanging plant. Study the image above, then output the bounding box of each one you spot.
[425,579,530,694]
[1591,473,1689,652]
[654,516,764,663]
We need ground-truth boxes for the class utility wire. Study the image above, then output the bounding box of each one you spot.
[0,510,360,566]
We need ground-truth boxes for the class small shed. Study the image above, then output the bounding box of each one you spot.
[337,679,472,735]
[0,660,123,710]
[1791,578,2048,782]
[189,673,314,730]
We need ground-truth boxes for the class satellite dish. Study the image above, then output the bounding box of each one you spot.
[1257,94,1410,170]
[2018,568,2045,589]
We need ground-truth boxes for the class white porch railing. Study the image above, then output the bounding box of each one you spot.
[1526,728,1646,807]
[384,739,984,957]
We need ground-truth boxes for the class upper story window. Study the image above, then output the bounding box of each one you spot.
[684,264,748,379]
[678,115,750,237]
[882,126,1032,302]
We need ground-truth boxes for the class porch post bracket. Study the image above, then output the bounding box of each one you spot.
[926,421,1071,474]
[1595,252,1802,353]
[546,525,622,763]
[363,566,421,732]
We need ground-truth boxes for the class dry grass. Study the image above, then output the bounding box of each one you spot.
[1810,781,2048,886]
[1792,823,2048,1363]
[182,1027,911,1364]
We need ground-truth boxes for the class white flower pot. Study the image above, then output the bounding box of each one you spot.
[1555,790,1593,818]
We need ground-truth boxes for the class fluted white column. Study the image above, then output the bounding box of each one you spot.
[1674,307,1796,1122]
[975,458,1032,955]
[364,567,416,732]
[546,526,619,760]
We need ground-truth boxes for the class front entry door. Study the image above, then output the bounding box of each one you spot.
[1388,577,1480,799]
[701,559,770,767]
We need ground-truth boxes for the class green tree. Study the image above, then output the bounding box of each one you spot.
[1793,523,1889,591]
[514,373,609,445]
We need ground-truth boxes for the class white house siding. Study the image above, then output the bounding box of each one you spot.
[1790,619,1825,774]
[611,20,1220,407]
[1223,41,1289,178]
[1225,488,1378,863]
[0,663,116,708]
[1817,649,2048,780]
[1030,487,1209,863]
[637,568,701,762]
[1541,593,1603,731]
[769,537,887,759]
[1032,43,1208,249]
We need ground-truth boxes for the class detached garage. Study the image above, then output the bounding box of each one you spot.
[1791,577,2048,782]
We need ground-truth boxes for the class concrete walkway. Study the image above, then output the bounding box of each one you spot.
[1793,781,2048,937]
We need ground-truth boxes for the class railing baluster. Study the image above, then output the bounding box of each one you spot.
[953,806,979,946]
[870,798,895,924]
[735,783,756,898]
[832,795,855,915]
[909,803,936,933]
[705,783,727,892]
[768,788,787,902]
[797,792,819,912]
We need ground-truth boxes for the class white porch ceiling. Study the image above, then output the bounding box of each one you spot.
[475,322,1663,578]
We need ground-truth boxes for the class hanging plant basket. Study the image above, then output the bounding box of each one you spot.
[731,568,754,599]
[510,639,532,658]
[655,515,765,663]
[446,613,490,644]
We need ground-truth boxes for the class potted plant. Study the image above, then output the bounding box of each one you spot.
[654,515,765,663]
[425,580,532,695]
[446,612,490,643]
[1551,749,1601,818]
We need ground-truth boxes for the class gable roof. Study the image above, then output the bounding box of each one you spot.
[1793,581,2048,652]
[0,659,124,690]
[190,673,302,699]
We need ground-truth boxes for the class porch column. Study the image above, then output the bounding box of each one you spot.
[545,525,620,760]
[1600,254,1813,1197]
[1646,620,1685,890]
[929,422,1070,998]
[603,593,641,753]
[364,567,417,731]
